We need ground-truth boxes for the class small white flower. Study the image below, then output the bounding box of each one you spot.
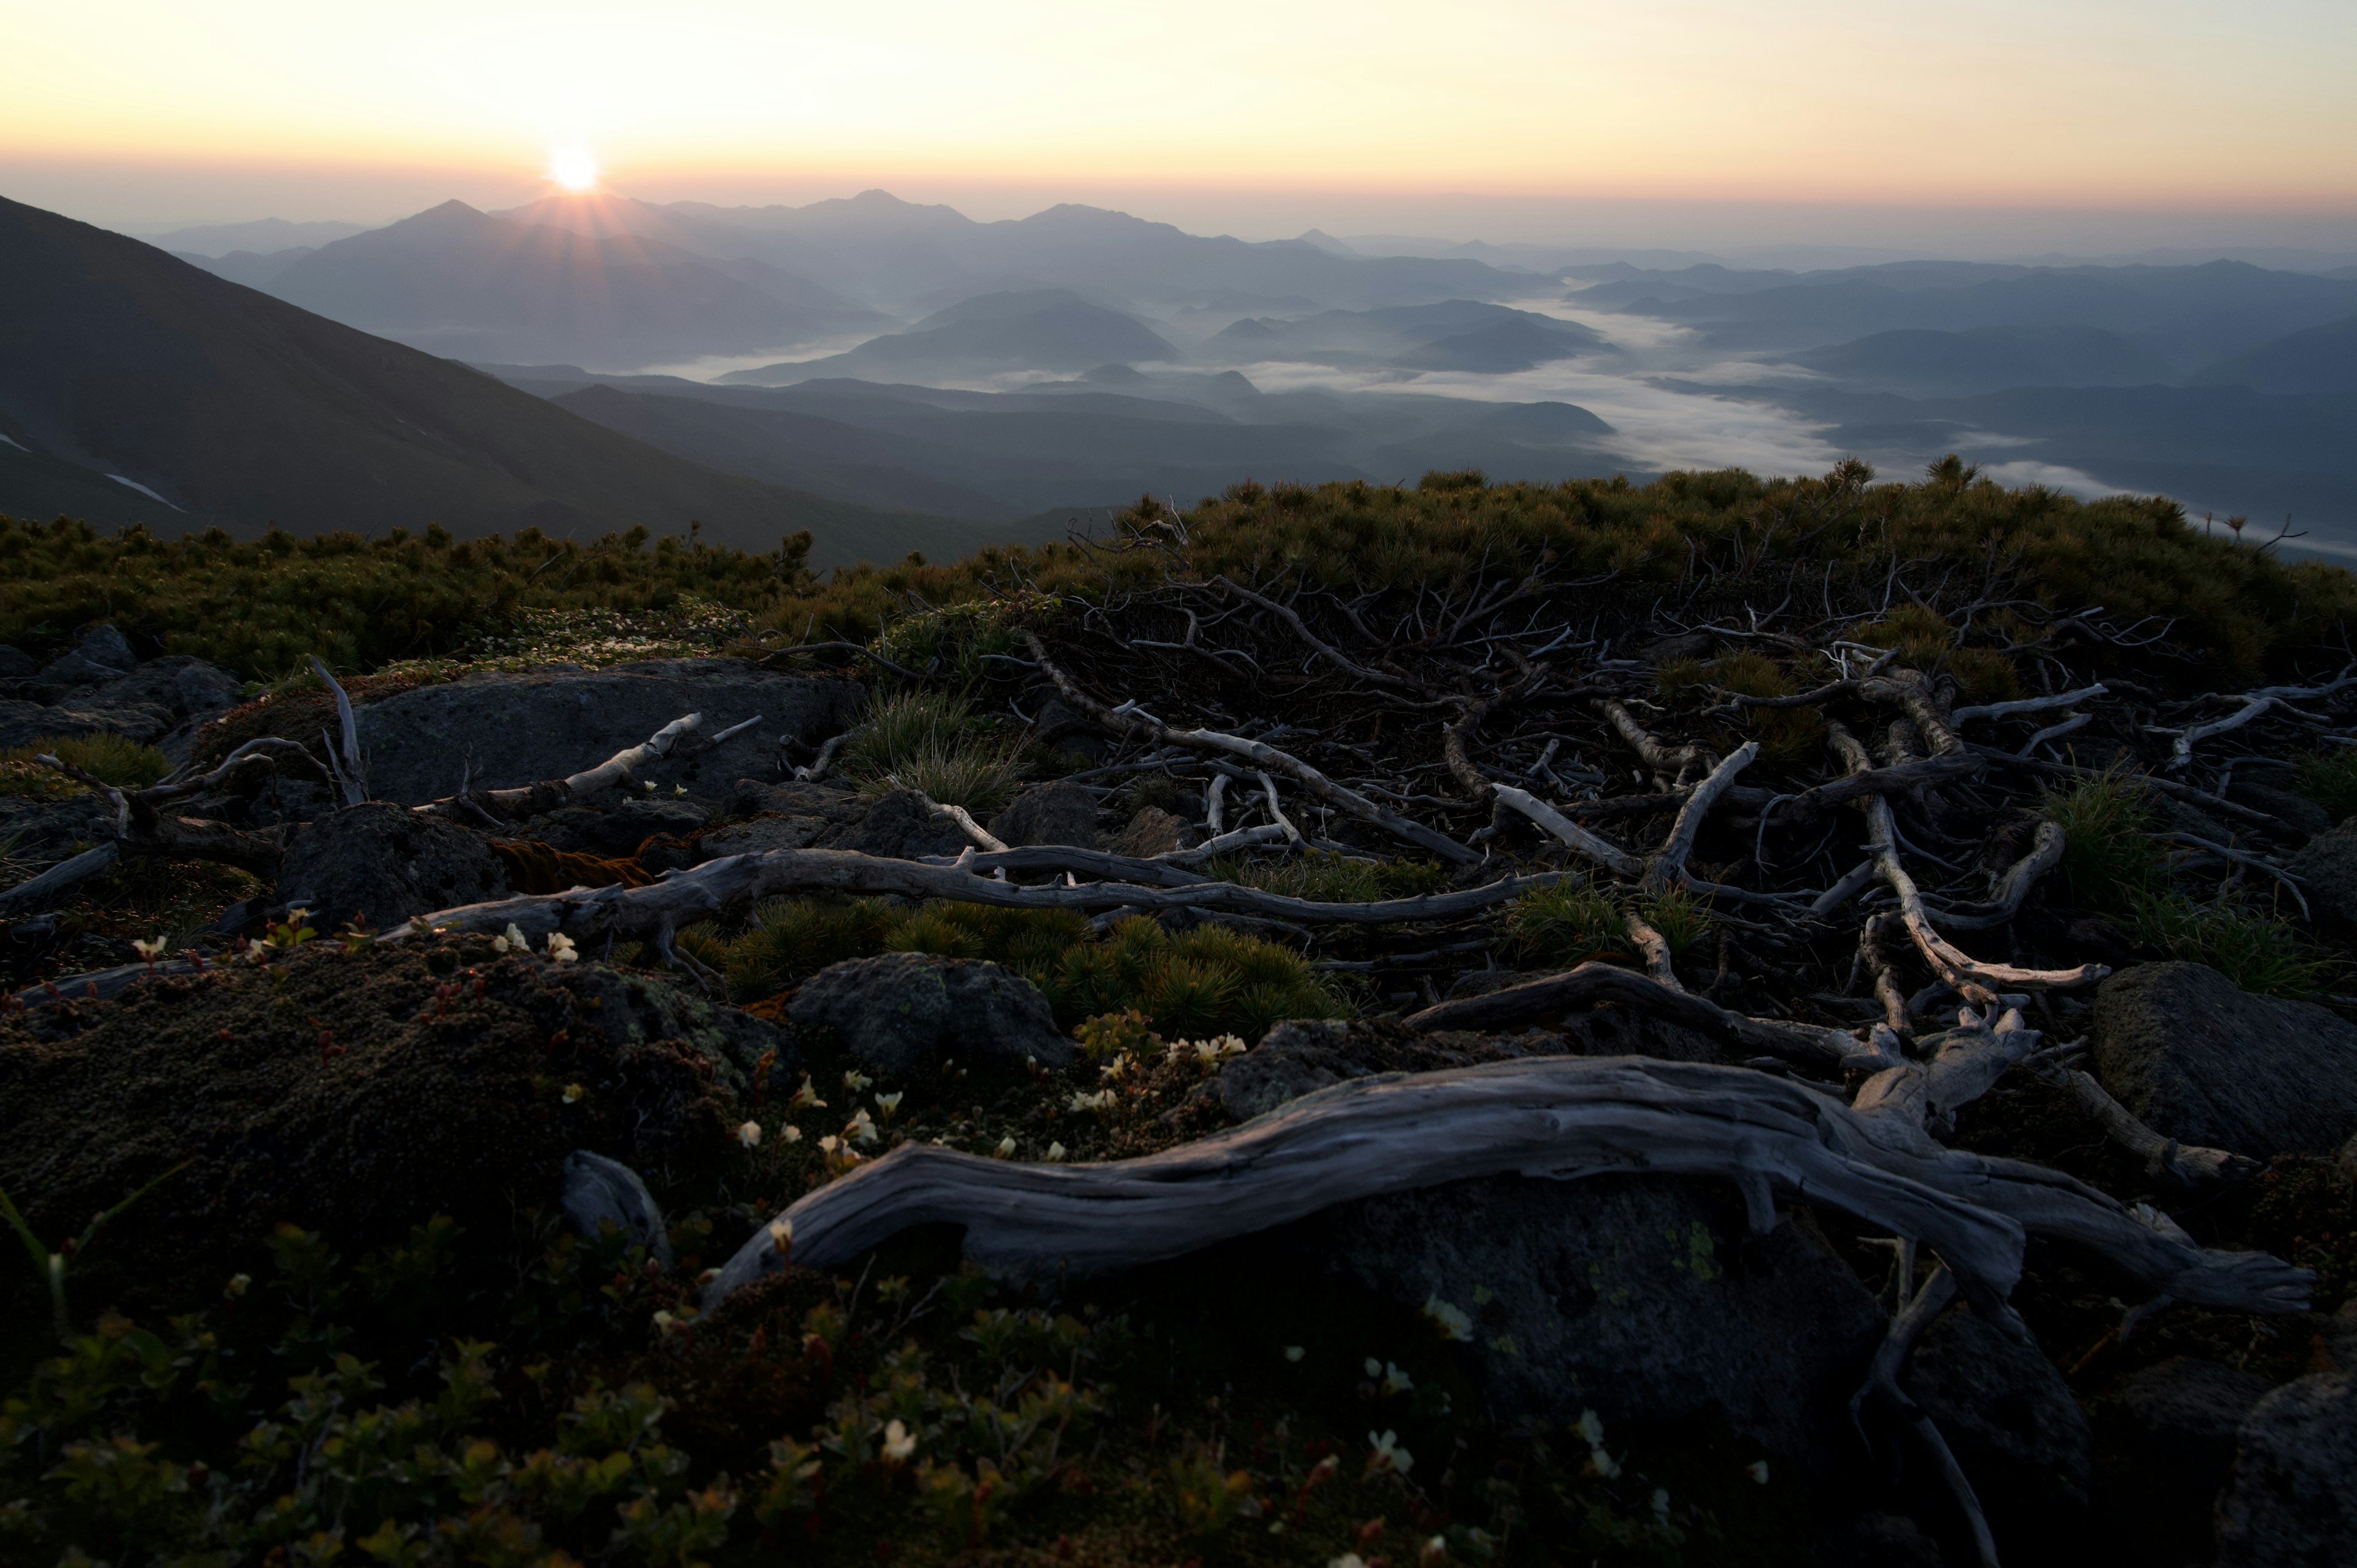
[1419,1537,1449,1567]
[1651,1488,1671,1521]
[1364,1357,1383,1378]
[781,1125,802,1143]
[491,934,509,954]
[131,936,166,962]
[641,781,657,794]
[1329,1556,1367,1568]
[882,1418,916,1463]
[497,922,528,956]
[791,1075,826,1110]
[673,784,688,797]
[768,1219,793,1254]
[1045,1140,1067,1161]
[1576,1408,1606,1446]
[562,1083,584,1104]
[1210,1033,1247,1056]
[225,1272,252,1299]
[842,1068,872,1091]
[1366,1429,1413,1476]
[818,1135,842,1155]
[873,1091,904,1120]
[1067,1089,1117,1114]
[737,1120,763,1148]
[1284,1345,1305,1362]
[1381,1361,1414,1396]
[546,932,578,963]
[1745,1459,1770,1485]
[845,1108,878,1145]
[994,1135,1017,1158]
[1422,1294,1473,1342]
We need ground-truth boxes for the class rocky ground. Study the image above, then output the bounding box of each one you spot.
[4,567,2356,1567]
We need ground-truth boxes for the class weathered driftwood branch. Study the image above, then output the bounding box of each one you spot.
[1849,1264,2001,1568]
[388,847,1574,944]
[1755,752,1982,832]
[418,713,705,821]
[1644,740,1756,891]
[1828,722,2106,1003]
[1924,819,2065,931]
[2034,1059,2260,1186]
[907,789,1007,852]
[37,755,285,878]
[1023,631,1479,865]
[1949,685,2108,725]
[1404,959,1882,1076]
[307,656,369,806]
[2168,695,2276,770]
[1623,910,1682,989]
[1850,1006,2039,1138]
[1596,699,1708,783]
[702,1056,2311,1321]
[0,843,119,914]
[1491,784,1645,877]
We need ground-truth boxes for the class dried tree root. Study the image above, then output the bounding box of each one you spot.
[700,1056,2311,1319]
[2038,1062,2261,1186]
[417,713,707,821]
[1596,699,1709,783]
[1644,740,1757,891]
[1404,959,1887,1076]
[1023,631,1479,864]
[389,846,1576,944]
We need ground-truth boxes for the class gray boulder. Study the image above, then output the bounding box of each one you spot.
[2215,1372,2357,1567]
[835,789,967,860]
[351,659,860,808]
[0,696,176,748]
[276,802,509,932]
[533,798,709,857]
[704,778,869,858]
[1107,805,1187,859]
[33,624,136,690]
[788,952,1074,1076]
[0,644,36,681]
[2288,821,2357,933]
[2095,1357,2274,1566]
[1310,1172,1887,1466]
[77,655,244,719]
[2092,962,2357,1155]
[1905,1307,2091,1541]
[2226,779,2332,841]
[1216,1018,1565,1122]
[989,781,1101,849]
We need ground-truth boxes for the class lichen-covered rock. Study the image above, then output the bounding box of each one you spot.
[989,781,1101,850]
[2092,962,2357,1156]
[789,952,1073,1076]
[2094,1356,2274,1566]
[0,695,177,747]
[1904,1306,2092,1540]
[2226,780,2332,840]
[834,789,967,860]
[33,624,136,690]
[1107,805,1186,858]
[2288,821,2357,934]
[276,801,510,931]
[1308,1173,1887,1467]
[2215,1371,2357,1567]
[351,659,859,808]
[0,941,773,1320]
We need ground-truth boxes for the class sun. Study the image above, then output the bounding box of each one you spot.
[548,147,598,192]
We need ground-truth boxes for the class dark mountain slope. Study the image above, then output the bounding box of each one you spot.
[2193,315,2357,394]
[1794,325,2175,393]
[0,193,964,564]
[720,289,1180,384]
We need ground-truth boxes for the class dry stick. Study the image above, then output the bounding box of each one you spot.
[36,755,285,878]
[1624,910,1682,989]
[417,713,705,821]
[0,843,118,914]
[700,1054,2311,1321]
[796,733,847,783]
[1164,824,1291,863]
[2168,695,2276,770]
[1851,1005,2043,1139]
[1925,819,2066,931]
[1644,740,1757,892]
[1859,671,1965,757]
[1255,770,1303,844]
[1812,859,1879,918]
[2018,711,2094,755]
[1490,785,1645,876]
[1858,913,1912,1035]
[386,846,1576,946]
[1022,630,1479,865]
[1849,1265,2001,1568]
[1406,959,1882,1076]
[1596,699,1709,782]
[1757,752,1981,831]
[1829,721,2107,1004]
[913,794,1008,853]
[307,655,369,806]
[1213,575,1426,693]
[1949,684,2109,724]
[1964,746,2285,832]
[2037,1061,2260,1186]
[1204,773,1229,835]
[926,846,1211,889]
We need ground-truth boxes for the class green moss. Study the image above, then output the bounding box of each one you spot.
[1504,881,1629,968]
[2293,748,2357,824]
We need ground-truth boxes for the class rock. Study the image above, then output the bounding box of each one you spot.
[1107,805,1186,858]
[0,940,765,1318]
[2215,1372,2357,1567]
[2094,1356,2274,1566]
[989,781,1101,849]
[350,659,861,808]
[2092,962,2357,1156]
[2227,779,2333,841]
[699,779,870,858]
[1310,1173,1887,1466]
[0,696,177,747]
[0,644,36,681]
[1813,1513,1943,1568]
[1032,696,1111,761]
[560,1151,674,1269]
[2287,821,2357,934]
[533,798,710,857]
[1447,968,1538,1000]
[33,624,136,689]
[1903,1306,2091,1537]
[835,789,967,860]
[276,801,511,932]
[789,952,1074,1076]
[64,654,246,720]
[1217,1018,1561,1121]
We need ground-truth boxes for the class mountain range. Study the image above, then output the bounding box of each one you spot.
[0,194,1035,565]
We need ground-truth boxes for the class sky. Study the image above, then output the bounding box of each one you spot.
[4,0,2354,249]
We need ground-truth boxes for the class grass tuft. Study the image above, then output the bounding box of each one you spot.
[2293,748,2357,824]
[0,733,171,799]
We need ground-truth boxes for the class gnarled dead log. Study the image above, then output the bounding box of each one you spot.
[700,1056,2311,1320]
[417,713,705,821]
